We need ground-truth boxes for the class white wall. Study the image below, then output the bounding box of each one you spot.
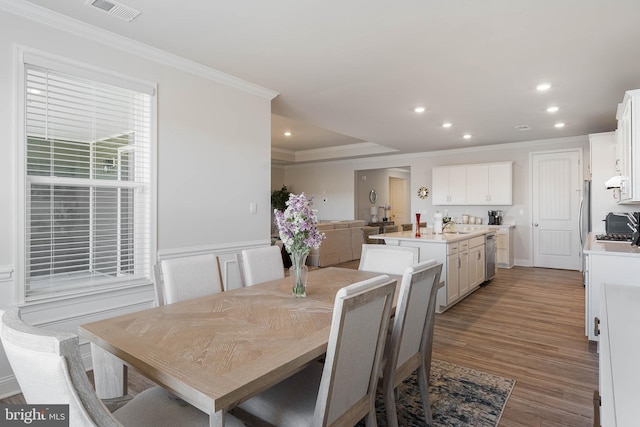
[283,136,591,267]
[0,8,273,397]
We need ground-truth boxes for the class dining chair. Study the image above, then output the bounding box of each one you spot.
[358,244,419,275]
[233,275,396,426]
[238,245,285,286]
[0,307,245,427]
[381,260,443,427]
[154,253,224,305]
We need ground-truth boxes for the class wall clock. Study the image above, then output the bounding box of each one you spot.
[417,186,429,199]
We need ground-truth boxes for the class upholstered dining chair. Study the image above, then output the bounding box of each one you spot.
[0,307,245,427]
[233,275,396,426]
[358,244,419,276]
[380,260,442,427]
[238,245,285,287]
[154,253,224,306]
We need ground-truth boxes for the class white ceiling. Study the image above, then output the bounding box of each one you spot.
[18,0,640,164]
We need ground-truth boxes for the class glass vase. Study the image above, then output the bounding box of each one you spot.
[415,213,421,237]
[289,251,309,298]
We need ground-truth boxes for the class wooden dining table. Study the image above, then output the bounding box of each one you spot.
[78,267,398,427]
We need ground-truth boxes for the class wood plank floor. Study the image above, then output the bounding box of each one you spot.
[2,264,598,426]
[432,266,598,427]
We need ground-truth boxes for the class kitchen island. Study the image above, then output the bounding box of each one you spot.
[371,227,495,312]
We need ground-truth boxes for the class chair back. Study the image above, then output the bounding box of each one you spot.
[382,260,442,426]
[386,260,442,376]
[358,244,419,275]
[156,254,224,305]
[240,246,285,286]
[313,275,396,426]
[0,307,119,427]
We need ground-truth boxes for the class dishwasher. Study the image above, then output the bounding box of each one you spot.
[485,232,497,282]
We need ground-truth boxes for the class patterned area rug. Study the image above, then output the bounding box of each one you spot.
[358,359,515,427]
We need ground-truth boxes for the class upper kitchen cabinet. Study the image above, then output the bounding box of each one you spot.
[614,89,640,204]
[432,165,467,204]
[433,162,513,206]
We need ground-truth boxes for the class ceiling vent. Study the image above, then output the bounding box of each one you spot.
[515,124,532,131]
[85,0,141,22]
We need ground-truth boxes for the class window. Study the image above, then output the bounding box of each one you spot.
[20,54,155,301]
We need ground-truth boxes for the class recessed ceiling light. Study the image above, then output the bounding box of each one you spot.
[442,122,452,128]
[28,88,41,94]
[414,106,426,113]
[546,106,559,113]
[536,83,552,91]
[463,134,472,139]
[284,131,292,136]
[554,122,565,128]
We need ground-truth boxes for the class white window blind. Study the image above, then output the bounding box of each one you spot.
[24,62,153,301]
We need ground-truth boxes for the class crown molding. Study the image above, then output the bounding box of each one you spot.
[271,142,397,164]
[281,134,590,169]
[0,0,279,100]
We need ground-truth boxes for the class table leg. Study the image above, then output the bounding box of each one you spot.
[91,343,128,399]
[209,410,225,427]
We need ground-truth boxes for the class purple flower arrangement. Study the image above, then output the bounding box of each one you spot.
[274,192,325,255]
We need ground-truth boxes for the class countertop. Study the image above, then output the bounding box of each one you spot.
[371,227,495,244]
[583,232,640,257]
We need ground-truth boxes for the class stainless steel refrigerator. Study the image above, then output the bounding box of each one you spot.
[580,180,591,285]
[580,180,591,247]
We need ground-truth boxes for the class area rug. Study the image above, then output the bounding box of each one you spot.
[357,359,515,427]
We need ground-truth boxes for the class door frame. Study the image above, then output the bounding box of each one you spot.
[529,147,584,269]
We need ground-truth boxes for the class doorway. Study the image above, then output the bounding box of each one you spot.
[531,149,583,270]
[355,167,411,224]
[389,177,408,226]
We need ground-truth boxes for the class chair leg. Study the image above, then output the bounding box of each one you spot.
[383,382,399,427]
[417,365,433,425]
[365,409,378,427]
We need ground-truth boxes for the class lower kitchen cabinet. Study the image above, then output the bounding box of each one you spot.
[468,236,486,288]
[496,227,514,268]
[447,240,469,305]
[584,249,640,341]
[598,283,640,426]
[438,237,484,311]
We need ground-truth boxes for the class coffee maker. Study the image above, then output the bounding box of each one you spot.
[488,210,503,225]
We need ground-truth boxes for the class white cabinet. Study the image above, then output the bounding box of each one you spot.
[496,227,514,268]
[615,89,640,204]
[598,283,640,426]
[446,241,469,305]
[432,166,467,205]
[468,236,486,289]
[584,248,640,341]
[446,251,459,304]
[433,161,512,206]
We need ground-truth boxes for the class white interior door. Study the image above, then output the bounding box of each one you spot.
[532,149,582,270]
[389,177,408,226]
